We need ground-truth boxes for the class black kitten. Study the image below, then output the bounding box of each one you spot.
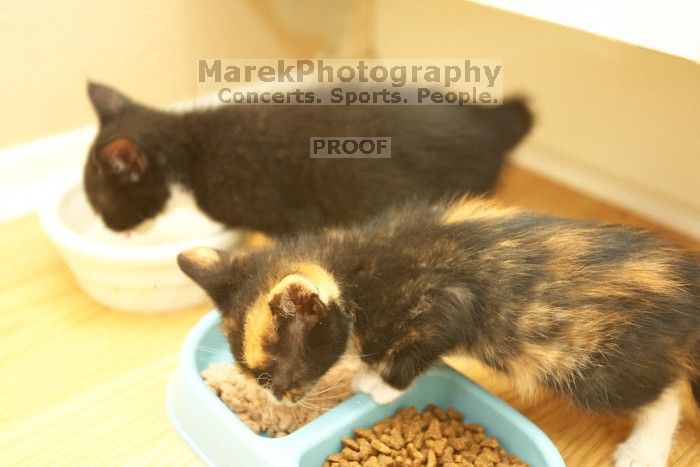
[83,82,532,234]
[178,197,699,466]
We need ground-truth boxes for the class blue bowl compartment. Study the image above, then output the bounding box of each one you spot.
[168,311,565,467]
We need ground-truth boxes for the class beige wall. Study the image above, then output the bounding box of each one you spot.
[0,0,365,148]
[373,0,700,215]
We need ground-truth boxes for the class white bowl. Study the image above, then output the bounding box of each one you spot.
[39,180,240,313]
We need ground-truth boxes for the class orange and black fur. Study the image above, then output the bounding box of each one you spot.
[179,198,699,466]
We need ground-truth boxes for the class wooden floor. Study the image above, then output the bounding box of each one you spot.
[0,165,697,466]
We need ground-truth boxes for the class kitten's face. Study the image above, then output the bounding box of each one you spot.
[83,82,169,231]
[178,248,352,404]
[83,137,169,231]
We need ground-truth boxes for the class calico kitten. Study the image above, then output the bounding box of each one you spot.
[83,82,532,233]
[178,198,698,467]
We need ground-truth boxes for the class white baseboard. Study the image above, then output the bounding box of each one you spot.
[512,143,700,240]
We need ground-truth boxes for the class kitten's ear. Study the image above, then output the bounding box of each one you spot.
[268,275,327,326]
[95,137,147,183]
[87,82,135,123]
[177,248,233,307]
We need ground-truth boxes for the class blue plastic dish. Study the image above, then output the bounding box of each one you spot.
[167,311,565,467]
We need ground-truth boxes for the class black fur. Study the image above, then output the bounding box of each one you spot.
[84,82,532,233]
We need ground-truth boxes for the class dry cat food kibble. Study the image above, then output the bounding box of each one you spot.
[202,360,358,437]
[324,405,527,467]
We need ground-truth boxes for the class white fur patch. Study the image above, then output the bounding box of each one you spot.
[167,184,198,209]
[613,385,681,467]
[128,184,226,239]
[352,366,405,404]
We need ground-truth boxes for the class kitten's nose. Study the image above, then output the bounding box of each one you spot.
[271,369,293,400]
[272,386,286,400]
[271,379,291,399]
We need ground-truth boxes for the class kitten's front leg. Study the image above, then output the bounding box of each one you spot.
[353,338,444,404]
[352,365,405,404]
[613,384,681,467]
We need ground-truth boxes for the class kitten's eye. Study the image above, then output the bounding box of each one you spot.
[255,372,272,387]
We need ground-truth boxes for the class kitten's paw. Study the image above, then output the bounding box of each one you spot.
[351,367,383,394]
[351,367,405,404]
[352,365,382,393]
[368,381,404,404]
[614,441,667,467]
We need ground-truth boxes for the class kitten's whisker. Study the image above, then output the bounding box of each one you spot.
[307,389,351,402]
[306,393,349,402]
[290,403,300,427]
[307,381,349,396]
[296,400,332,412]
[337,349,379,359]
[195,346,231,358]
[306,393,351,404]
[306,371,355,396]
